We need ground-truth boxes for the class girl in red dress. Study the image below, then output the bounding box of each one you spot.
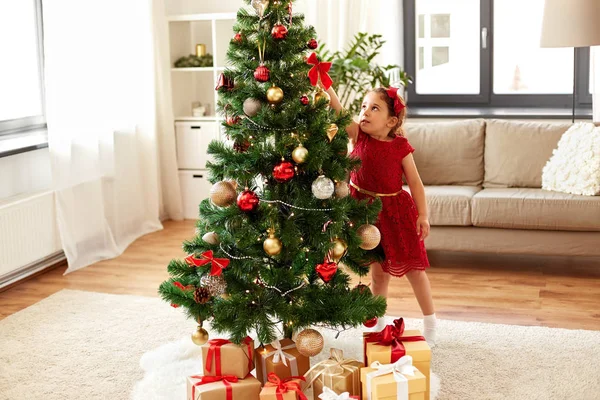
[326,85,437,345]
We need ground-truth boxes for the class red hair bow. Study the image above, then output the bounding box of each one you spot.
[307,52,333,90]
[385,87,406,116]
[185,250,230,276]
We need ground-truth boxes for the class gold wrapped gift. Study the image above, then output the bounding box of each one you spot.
[304,348,363,398]
[255,339,310,385]
[259,373,307,400]
[201,337,255,379]
[360,356,426,400]
[186,374,262,400]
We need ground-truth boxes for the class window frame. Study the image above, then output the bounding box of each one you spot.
[0,0,47,136]
[403,0,593,109]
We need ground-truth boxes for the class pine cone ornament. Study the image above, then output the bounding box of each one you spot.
[194,286,212,304]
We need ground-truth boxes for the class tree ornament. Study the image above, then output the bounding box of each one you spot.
[314,89,331,107]
[271,23,288,40]
[226,115,241,126]
[307,38,318,50]
[237,188,260,212]
[233,32,243,43]
[300,95,309,105]
[202,231,220,245]
[210,181,237,207]
[273,160,295,182]
[315,260,337,283]
[288,1,293,24]
[292,143,308,164]
[254,64,270,82]
[329,237,347,261]
[194,286,212,304]
[363,316,378,328]
[266,85,284,104]
[295,328,324,357]
[243,97,262,117]
[353,283,372,295]
[233,139,251,153]
[326,123,338,142]
[191,324,209,345]
[215,73,234,91]
[335,181,350,198]
[251,0,269,18]
[312,175,335,199]
[263,228,282,256]
[357,223,381,250]
[200,274,227,296]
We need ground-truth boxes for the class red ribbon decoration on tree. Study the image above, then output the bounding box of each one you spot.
[172,281,194,291]
[185,250,230,276]
[265,373,308,400]
[190,374,239,400]
[307,52,333,90]
[205,337,254,376]
[364,318,425,363]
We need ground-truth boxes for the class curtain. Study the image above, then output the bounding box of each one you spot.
[44,0,181,273]
[592,46,600,123]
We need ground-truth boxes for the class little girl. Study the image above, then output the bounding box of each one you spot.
[326,85,437,345]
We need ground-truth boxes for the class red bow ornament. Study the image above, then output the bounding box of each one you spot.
[307,52,333,90]
[264,373,308,400]
[364,318,425,363]
[189,374,239,400]
[185,250,230,276]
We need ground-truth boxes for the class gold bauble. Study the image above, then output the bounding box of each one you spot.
[263,228,282,255]
[295,328,324,357]
[329,238,347,261]
[191,325,209,345]
[357,223,381,250]
[326,124,339,142]
[292,144,308,164]
[210,181,237,207]
[335,181,350,198]
[314,89,331,107]
[266,86,284,104]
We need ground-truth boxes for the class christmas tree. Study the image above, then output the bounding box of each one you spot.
[159,0,386,349]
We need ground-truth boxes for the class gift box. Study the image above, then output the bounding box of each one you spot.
[360,356,426,400]
[202,337,254,378]
[187,374,262,400]
[259,372,308,400]
[363,319,430,400]
[255,338,310,384]
[318,387,359,400]
[304,348,363,399]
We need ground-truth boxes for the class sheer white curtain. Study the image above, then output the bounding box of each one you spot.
[44,0,181,273]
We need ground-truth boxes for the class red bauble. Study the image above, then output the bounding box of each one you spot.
[315,261,337,283]
[226,115,241,126]
[233,33,243,43]
[271,23,288,40]
[254,64,270,82]
[300,95,309,105]
[215,73,234,91]
[273,160,295,182]
[237,189,259,212]
[363,317,378,328]
[307,38,318,49]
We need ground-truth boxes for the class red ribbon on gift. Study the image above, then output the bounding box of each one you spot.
[364,318,425,363]
[185,250,230,276]
[190,374,238,400]
[265,373,308,400]
[242,336,254,371]
[307,52,333,90]
[205,337,254,376]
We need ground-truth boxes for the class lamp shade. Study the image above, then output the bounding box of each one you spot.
[540,0,600,48]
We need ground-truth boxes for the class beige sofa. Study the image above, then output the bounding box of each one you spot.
[403,119,600,257]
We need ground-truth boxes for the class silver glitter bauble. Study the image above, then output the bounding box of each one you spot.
[311,175,335,199]
[243,97,262,117]
[200,274,227,297]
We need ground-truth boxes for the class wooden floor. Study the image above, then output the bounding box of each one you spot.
[2,220,599,330]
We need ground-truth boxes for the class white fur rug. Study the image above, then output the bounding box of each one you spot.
[1,290,599,400]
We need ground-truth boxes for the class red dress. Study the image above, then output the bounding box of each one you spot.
[349,129,430,277]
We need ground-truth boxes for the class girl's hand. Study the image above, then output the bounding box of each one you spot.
[416,216,430,240]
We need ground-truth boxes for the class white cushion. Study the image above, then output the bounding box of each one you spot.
[542,123,600,196]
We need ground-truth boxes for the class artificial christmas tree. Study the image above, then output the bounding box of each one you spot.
[159,0,386,349]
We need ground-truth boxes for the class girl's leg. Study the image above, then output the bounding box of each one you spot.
[371,262,391,297]
[405,269,437,346]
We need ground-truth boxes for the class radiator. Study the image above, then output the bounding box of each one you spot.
[0,191,63,286]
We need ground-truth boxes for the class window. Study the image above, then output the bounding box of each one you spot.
[404,0,593,109]
[0,0,46,135]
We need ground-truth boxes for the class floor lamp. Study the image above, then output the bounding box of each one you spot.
[540,0,600,123]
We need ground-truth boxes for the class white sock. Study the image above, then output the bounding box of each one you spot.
[423,313,437,347]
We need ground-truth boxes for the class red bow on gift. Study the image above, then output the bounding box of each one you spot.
[205,337,254,376]
[307,52,333,90]
[364,318,425,363]
[190,374,238,400]
[265,373,308,400]
[185,250,230,276]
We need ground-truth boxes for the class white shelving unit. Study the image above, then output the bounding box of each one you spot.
[167,13,236,218]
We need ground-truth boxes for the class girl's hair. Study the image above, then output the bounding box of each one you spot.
[370,87,407,138]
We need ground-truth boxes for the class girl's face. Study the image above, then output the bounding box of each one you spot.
[358,92,398,136]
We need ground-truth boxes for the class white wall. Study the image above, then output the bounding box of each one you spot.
[0,148,52,200]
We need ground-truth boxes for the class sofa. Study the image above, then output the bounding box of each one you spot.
[402,119,600,257]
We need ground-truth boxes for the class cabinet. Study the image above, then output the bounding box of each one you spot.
[167,13,236,219]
